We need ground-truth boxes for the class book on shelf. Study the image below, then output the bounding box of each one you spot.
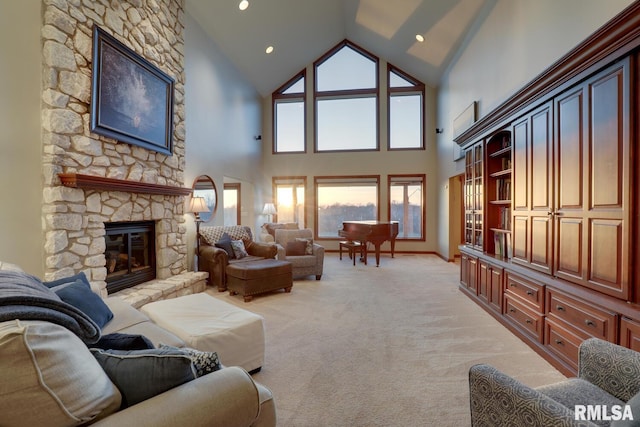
[493,231,512,259]
[499,206,511,229]
[496,178,511,201]
[501,135,511,149]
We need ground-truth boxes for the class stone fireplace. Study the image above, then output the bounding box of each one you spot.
[38,0,207,303]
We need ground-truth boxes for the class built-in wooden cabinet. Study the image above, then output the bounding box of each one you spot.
[455,3,640,376]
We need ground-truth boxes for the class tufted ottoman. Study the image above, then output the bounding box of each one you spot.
[226,259,293,302]
[140,293,265,373]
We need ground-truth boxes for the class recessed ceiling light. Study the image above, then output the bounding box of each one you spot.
[266,46,274,54]
[239,0,249,11]
[415,34,424,42]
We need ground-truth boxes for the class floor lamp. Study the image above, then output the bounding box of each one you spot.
[188,196,210,271]
[262,202,277,223]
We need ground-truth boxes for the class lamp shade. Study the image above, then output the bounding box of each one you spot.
[262,203,277,215]
[189,196,210,214]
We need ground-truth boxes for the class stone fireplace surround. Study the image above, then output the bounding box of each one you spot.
[39,0,207,305]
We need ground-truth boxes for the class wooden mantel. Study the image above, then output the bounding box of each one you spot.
[59,173,192,196]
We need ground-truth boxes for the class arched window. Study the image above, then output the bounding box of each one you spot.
[314,41,379,152]
[388,65,424,150]
[273,71,306,153]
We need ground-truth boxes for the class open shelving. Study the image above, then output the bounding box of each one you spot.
[486,131,512,259]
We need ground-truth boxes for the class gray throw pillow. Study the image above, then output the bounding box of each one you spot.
[91,347,196,407]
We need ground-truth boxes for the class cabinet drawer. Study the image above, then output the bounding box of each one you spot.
[504,294,544,342]
[620,317,640,352]
[544,318,583,372]
[546,288,617,341]
[505,272,544,311]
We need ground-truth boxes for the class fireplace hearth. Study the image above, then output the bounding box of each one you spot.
[105,221,156,294]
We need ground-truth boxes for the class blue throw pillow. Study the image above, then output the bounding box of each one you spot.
[54,279,114,328]
[214,232,235,258]
[43,271,91,289]
[90,347,196,407]
[94,333,155,351]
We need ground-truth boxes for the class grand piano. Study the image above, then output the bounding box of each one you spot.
[339,220,399,267]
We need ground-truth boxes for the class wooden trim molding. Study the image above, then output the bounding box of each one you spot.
[59,173,192,196]
[455,2,640,146]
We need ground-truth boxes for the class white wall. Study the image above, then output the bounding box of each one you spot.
[0,2,43,275]
[435,0,634,259]
[184,12,264,267]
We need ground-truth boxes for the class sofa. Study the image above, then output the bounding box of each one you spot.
[197,225,277,290]
[468,338,640,426]
[274,228,324,280]
[0,261,276,427]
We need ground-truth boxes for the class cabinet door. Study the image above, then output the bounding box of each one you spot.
[511,102,553,274]
[555,87,586,284]
[555,59,630,298]
[463,143,484,250]
[584,60,630,299]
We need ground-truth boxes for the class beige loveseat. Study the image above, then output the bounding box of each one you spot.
[198,225,277,290]
[0,262,276,427]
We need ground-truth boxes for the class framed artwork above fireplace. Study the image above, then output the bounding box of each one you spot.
[90,25,175,156]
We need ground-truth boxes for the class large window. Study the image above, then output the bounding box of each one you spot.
[315,176,379,238]
[273,71,305,153]
[274,177,306,226]
[314,41,379,152]
[388,175,425,240]
[388,65,424,150]
[223,183,240,226]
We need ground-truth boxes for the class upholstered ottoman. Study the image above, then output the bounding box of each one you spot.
[226,259,293,302]
[140,293,265,373]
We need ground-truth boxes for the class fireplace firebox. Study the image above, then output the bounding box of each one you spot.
[105,221,155,294]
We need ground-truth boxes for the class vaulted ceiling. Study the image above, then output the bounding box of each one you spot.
[185,0,496,97]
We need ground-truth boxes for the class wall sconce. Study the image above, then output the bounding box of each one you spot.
[262,203,277,223]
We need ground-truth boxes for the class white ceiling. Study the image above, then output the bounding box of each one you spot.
[186,0,496,96]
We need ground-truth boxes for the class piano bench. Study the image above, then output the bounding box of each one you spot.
[339,241,365,266]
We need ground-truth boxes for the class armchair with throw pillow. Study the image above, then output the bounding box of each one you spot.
[274,228,324,280]
[197,226,277,291]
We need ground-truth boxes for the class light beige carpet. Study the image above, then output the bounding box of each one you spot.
[207,254,566,427]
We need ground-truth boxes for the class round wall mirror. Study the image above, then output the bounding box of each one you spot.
[192,175,217,223]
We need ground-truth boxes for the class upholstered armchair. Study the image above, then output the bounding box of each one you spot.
[469,338,640,426]
[260,222,299,243]
[197,225,277,291]
[274,228,324,280]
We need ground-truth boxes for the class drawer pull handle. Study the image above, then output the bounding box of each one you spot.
[526,290,534,296]
[555,339,564,346]
[525,319,532,324]
[509,308,516,313]
[556,305,565,312]
[585,320,595,327]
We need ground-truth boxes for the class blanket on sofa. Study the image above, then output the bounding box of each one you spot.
[0,270,100,344]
